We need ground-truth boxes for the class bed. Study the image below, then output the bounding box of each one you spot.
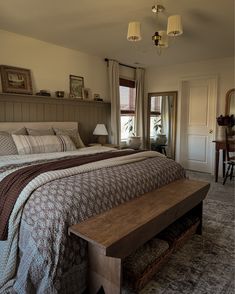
[0,122,186,294]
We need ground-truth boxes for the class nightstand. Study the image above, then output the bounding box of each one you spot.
[103,144,119,149]
[88,143,119,149]
[88,143,102,147]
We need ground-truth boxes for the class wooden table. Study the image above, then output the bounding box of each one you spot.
[69,179,210,294]
[151,143,167,155]
[213,139,235,182]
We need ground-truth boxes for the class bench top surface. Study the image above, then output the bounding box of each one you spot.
[69,179,209,257]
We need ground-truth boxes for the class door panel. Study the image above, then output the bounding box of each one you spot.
[180,77,217,173]
[188,135,207,162]
[189,86,208,126]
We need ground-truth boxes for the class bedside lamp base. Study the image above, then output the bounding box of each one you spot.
[97,135,107,145]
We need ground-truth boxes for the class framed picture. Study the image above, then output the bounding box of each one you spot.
[69,75,84,99]
[0,65,33,95]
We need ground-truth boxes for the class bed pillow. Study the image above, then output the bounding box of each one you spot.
[11,128,27,135]
[26,128,55,136]
[12,135,76,155]
[0,132,18,155]
[53,128,85,148]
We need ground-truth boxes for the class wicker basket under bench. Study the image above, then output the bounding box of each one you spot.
[123,209,201,292]
[69,179,210,294]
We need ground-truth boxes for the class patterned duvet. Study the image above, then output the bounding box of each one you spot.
[0,148,185,294]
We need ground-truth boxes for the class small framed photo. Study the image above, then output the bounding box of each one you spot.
[69,75,84,99]
[0,65,33,95]
[83,88,92,99]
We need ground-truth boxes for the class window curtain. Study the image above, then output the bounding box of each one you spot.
[135,68,145,147]
[161,96,172,156]
[108,60,120,145]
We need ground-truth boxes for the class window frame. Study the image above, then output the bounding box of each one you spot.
[120,78,136,115]
[119,78,136,141]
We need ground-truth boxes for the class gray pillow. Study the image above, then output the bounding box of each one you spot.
[11,128,27,135]
[26,128,55,136]
[0,132,18,155]
[53,128,85,148]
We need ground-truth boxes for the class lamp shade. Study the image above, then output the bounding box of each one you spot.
[167,15,183,37]
[127,22,141,41]
[93,124,108,136]
[158,30,168,47]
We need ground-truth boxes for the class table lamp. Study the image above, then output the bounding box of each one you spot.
[93,124,108,145]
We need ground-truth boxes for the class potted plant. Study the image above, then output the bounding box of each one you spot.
[124,118,141,149]
[216,114,235,139]
[153,117,167,145]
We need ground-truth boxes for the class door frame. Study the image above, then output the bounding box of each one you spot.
[178,74,218,173]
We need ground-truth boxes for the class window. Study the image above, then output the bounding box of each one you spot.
[150,96,162,138]
[120,78,136,141]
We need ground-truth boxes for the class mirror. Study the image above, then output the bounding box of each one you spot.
[147,91,177,159]
[225,88,235,115]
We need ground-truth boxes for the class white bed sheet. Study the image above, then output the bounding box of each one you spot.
[0,146,117,167]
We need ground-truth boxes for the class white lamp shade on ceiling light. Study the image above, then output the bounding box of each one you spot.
[127,22,142,41]
[167,15,183,37]
[93,124,108,136]
[158,30,168,47]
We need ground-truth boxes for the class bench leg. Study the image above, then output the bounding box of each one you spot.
[88,243,122,294]
[195,202,203,235]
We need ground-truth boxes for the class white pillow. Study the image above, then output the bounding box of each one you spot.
[12,135,76,155]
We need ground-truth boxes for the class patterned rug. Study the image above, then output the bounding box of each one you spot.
[123,198,235,294]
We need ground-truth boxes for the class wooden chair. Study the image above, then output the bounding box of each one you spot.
[223,128,235,185]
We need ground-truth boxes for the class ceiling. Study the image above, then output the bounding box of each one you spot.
[0,0,234,67]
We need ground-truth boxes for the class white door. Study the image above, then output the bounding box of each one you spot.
[180,77,217,173]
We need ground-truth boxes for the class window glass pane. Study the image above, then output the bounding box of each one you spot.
[151,96,162,113]
[150,115,161,138]
[121,115,135,140]
[120,86,136,111]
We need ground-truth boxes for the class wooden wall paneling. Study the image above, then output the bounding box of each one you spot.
[0,93,111,144]
[56,104,64,121]
[36,103,45,121]
[44,104,57,121]
[0,101,5,122]
[13,102,22,121]
[21,103,30,121]
[29,103,38,122]
[5,102,14,121]
[79,103,93,144]
[63,104,74,121]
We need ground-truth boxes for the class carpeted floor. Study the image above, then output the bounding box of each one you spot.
[124,172,235,294]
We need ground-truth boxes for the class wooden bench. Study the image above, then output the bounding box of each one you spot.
[68,179,210,294]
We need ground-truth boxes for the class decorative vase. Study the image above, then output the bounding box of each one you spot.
[127,136,141,149]
[216,126,226,140]
[156,134,167,145]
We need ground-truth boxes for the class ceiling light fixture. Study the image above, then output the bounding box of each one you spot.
[127,2,183,54]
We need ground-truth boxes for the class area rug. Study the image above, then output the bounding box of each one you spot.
[123,198,235,294]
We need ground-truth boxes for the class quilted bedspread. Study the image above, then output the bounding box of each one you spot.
[0,148,185,294]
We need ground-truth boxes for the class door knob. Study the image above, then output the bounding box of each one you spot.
[209,129,213,134]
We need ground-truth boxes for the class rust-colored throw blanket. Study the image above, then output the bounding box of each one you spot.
[0,150,141,240]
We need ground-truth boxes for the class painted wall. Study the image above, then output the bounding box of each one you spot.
[0,29,108,100]
[146,57,234,174]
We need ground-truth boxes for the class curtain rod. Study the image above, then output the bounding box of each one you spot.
[104,58,136,70]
